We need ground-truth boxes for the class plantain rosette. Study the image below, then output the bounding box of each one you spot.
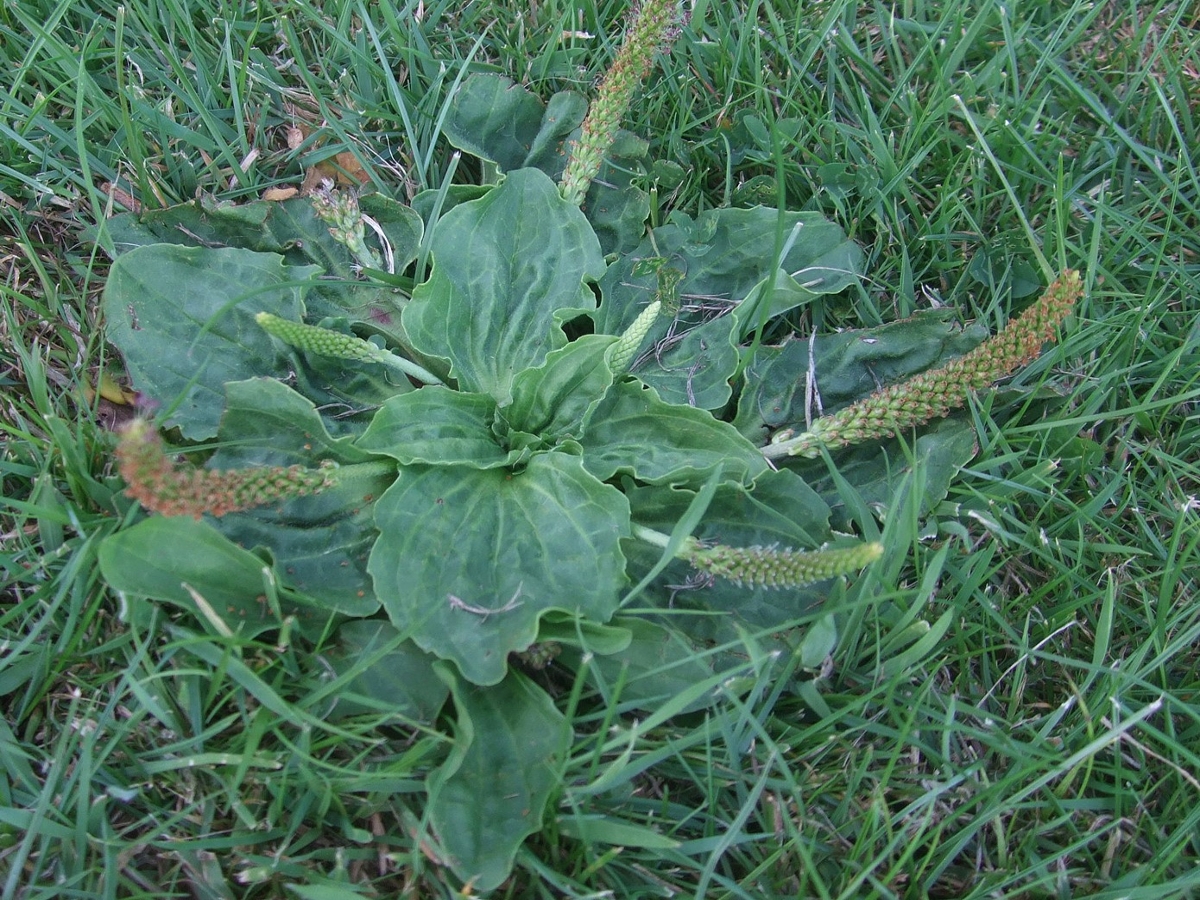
[99,162,1011,889]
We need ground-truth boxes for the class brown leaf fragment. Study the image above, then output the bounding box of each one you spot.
[101,182,141,214]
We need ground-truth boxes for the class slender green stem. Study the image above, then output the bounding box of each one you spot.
[324,460,397,482]
[631,522,672,548]
[371,345,445,386]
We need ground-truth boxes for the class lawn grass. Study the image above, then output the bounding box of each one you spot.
[2,0,1199,896]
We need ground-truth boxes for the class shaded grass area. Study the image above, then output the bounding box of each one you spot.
[2,0,1198,896]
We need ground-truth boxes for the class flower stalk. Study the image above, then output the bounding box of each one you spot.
[560,0,685,206]
[632,524,882,589]
[764,270,1083,460]
[116,420,391,519]
[256,313,445,386]
[117,420,331,518]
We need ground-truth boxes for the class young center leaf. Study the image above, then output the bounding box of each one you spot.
[579,379,770,488]
[402,168,606,405]
[356,388,521,469]
[441,73,587,176]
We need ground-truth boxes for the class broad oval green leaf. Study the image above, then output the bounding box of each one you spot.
[99,195,422,329]
[582,129,653,255]
[500,334,617,442]
[213,377,374,467]
[322,621,448,724]
[792,415,980,531]
[356,387,519,468]
[98,517,338,637]
[368,453,631,685]
[429,665,569,891]
[555,617,718,714]
[284,349,413,440]
[100,195,421,284]
[442,73,586,175]
[628,312,740,412]
[402,168,606,404]
[215,507,383,618]
[579,380,769,487]
[594,207,863,409]
[410,184,493,225]
[533,613,633,656]
[102,244,319,440]
[357,193,424,275]
[441,74,649,254]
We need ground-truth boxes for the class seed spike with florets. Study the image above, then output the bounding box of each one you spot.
[116,420,333,519]
[764,270,1083,460]
[256,312,379,363]
[560,0,686,206]
[256,313,445,385]
[683,539,883,589]
[310,188,382,271]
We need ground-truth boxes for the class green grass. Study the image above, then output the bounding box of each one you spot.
[3,0,1199,896]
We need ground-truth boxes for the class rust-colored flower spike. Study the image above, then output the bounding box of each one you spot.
[764,270,1084,460]
[560,0,686,206]
[117,420,333,519]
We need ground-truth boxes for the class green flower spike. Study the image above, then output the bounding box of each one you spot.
[255,312,445,386]
[560,0,685,206]
[117,420,333,519]
[685,540,884,589]
[632,524,882,589]
[764,270,1084,460]
[607,299,662,374]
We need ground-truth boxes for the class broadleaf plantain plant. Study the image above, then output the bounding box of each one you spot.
[95,0,1081,888]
